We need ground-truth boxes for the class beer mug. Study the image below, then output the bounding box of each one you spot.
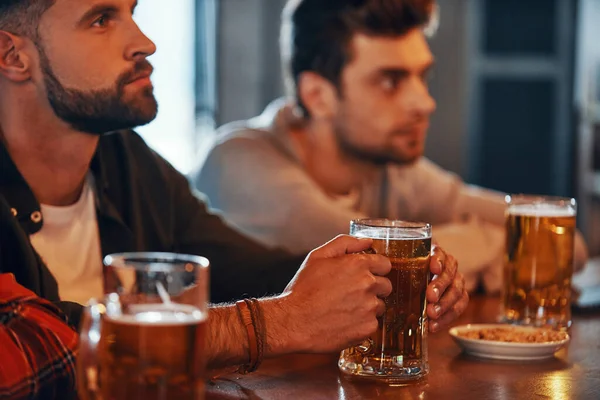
[77,252,209,400]
[502,195,576,330]
[338,219,432,383]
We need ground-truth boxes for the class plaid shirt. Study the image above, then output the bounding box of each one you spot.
[0,274,78,400]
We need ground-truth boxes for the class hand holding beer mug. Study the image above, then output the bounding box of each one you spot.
[502,195,576,330]
[77,253,209,400]
[338,219,432,383]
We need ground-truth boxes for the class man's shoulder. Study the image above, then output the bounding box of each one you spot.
[213,119,272,148]
[195,117,304,197]
[212,98,289,149]
[203,119,287,169]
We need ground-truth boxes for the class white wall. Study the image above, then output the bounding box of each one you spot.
[134,0,196,174]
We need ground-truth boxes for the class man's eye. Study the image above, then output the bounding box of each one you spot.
[92,14,110,28]
[381,77,400,92]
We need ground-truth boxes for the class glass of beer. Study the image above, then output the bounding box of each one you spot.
[77,252,209,400]
[502,195,576,330]
[338,219,432,383]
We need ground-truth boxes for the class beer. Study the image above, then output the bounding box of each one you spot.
[503,203,576,330]
[98,304,207,400]
[339,220,431,383]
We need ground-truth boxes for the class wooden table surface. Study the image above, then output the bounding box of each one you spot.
[206,287,600,399]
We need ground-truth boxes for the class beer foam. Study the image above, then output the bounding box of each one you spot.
[353,228,431,240]
[108,303,206,326]
[507,204,575,217]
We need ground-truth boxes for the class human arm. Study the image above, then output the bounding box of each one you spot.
[393,159,588,275]
[390,158,506,226]
[205,235,393,368]
[0,273,78,400]
[205,235,470,372]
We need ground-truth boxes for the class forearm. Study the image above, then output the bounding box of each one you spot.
[454,184,506,225]
[206,296,300,369]
[206,303,249,368]
[405,159,506,225]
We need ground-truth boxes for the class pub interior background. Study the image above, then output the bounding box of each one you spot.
[133,0,600,256]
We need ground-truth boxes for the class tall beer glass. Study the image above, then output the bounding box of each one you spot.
[77,252,209,400]
[338,219,432,383]
[502,195,576,330]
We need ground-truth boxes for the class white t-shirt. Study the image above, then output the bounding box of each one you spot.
[30,175,103,305]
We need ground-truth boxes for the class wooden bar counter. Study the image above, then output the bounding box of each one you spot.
[207,289,600,400]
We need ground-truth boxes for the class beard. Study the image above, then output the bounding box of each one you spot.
[333,117,423,167]
[38,44,158,135]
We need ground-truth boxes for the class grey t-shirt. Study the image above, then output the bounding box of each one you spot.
[195,100,510,293]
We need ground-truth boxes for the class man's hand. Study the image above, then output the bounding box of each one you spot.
[274,235,392,354]
[426,245,469,333]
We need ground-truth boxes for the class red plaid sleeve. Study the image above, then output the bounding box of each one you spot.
[0,273,78,400]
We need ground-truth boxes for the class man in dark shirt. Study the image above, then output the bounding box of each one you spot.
[0,0,468,375]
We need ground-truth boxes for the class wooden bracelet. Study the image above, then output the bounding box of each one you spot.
[235,299,262,373]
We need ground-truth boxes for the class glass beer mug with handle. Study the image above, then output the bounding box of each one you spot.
[339,219,432,383]
[502,195,577,330]
[77,252,210,400]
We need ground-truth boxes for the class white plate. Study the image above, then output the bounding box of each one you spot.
[449,324,570,361]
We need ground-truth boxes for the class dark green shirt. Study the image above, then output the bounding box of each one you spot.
[0,130,304,327]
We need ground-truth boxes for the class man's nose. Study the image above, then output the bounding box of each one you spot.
[405,78,436,117]
[124,24,157,62]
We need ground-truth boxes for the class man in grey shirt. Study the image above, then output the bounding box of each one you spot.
[195,0,588,293]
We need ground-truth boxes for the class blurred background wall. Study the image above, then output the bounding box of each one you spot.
[134,0,600,254]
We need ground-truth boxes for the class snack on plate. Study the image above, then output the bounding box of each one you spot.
[458,327,567,343]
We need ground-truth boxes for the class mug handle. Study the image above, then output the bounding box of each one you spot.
[356,247,378,354]
[76,299,105,400]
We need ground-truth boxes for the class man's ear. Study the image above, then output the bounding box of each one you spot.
[297,71,339,119]
[0,31,32,82]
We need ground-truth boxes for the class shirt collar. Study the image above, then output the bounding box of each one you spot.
[0,134,113,234]
[0,140,43,234]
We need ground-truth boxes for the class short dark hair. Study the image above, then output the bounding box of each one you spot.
[281,0,434,117]
[0,0,55,39]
